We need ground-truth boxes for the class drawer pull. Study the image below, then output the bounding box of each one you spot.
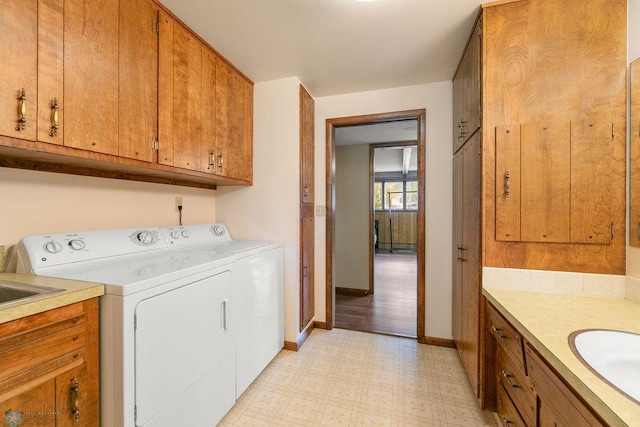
[501,370,519,389]
[70,377,80,423]
[492,325,507,340]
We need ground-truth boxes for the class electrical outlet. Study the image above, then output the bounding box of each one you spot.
[175,197,183,212]
[316,205,326,217]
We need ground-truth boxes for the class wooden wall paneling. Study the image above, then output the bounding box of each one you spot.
[64,0,119,155]
[0,0,37,141]
[37,0,64,145]
[482,0,626,274]
[374,211,417,250]
[495,125,520,241]
[172,24,202,171]
[631,59,640,247]
[570,118,620,244]
[201,49,217,173]
[520,120,570,243]
[157,10,175,166]
[118,0,158,162]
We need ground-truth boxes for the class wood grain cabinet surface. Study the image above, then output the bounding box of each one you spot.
[0,299,99,426]
[0,0,254,189]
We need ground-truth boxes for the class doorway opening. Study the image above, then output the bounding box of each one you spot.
[325,109,426,340]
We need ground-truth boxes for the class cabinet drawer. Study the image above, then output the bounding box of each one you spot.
[0,301,84,343]
[498,347,536,427]
[497,382,527,427]
[525,344,605,427]
[488,304,525,367]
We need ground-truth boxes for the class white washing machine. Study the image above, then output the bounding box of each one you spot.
[16,226,239,427]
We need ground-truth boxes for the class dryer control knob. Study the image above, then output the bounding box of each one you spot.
[44,240,63,254]
[137,232,154,245]
[171,231,180,239]
[212,225,225,236]
[181,230,190,238]
[68,239,86,251]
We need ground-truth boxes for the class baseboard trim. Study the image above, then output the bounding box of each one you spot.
[336,287,369,296]
[418,336,455,348]
[314,321,327,330]
[283,322,315,351]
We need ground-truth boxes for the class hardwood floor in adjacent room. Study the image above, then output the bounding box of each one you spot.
[335,253,417,337]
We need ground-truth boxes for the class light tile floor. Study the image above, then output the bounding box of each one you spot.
[220,328,497,426]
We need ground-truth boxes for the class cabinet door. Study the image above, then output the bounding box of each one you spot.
[460,133,482,397]
[0,0,37,140]
[300,85,315,203]
[452,151,463,345]
[201,48,217,173]
[56,363,98,427]
[241,79,254,181]
[215,58,229,175]
[119,0,158,162]
[521,120,570,242]
[37,0,64,145]
[64,0,119,155]
[226,68,247,179]
[495,125,521,241]
[300,213,315,331]
[0,380,56,426]
[158,10,175,166]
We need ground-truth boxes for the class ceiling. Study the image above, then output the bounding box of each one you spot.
[159,0,484,97]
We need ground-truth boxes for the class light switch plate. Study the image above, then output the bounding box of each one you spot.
[316,205,326,217]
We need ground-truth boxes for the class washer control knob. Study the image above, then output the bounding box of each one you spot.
[181,230,190,238]
[212,225,225,236]
[137,232,154,245]
[44,240,63,254]
[171,231,180,240]
[68,239,86,251]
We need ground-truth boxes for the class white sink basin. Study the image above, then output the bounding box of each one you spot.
[570,329,640,403]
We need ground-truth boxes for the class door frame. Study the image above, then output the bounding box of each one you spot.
[325,109,426,340]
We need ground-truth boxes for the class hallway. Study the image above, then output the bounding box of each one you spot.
[335,253,417,337]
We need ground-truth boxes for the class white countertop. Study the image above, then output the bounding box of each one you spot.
[0,273,104,324]
[483,287,640,427]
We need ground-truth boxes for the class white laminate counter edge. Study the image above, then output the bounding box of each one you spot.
[0,273,104,324]
[483,287,640,427]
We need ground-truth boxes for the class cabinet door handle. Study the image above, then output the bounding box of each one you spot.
[70,377,80,423]
[501,370,519,389]
[15,88,27,131]
[50,98,59,137]
[502,416,514,426]
[504,170,511,197]
[491,325,507,340]
[208,150,215,169]
[303,266,308,278]
[218,152,223,173]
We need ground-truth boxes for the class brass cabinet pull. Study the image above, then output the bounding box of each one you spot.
[501,370,519,389]
[50,98,59,137]
[15,88,27,131]
[456,245,467,263]
[504,170,511,197]
[303,266,308,278]
[70,378,80,423]
[491,325,507,340]
[218,152,223,173]
[208,150,215,170]
[502,416,514,426]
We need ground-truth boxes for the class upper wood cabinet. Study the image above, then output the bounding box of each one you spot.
[300,85,315,203]
[64,0,119,155]
[119,0,159,162]
[0,0,253,189]
[0,0,38,141]
[630,59,640,247]
[452,16,481,154]
[482,0,626,274]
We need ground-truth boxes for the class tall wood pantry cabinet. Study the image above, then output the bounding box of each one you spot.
[452,0,626,408]
[300,85,315,332]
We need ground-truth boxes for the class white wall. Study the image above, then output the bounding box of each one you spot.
[0,168,216,255]
[628,0,640,279]
[314,81,453,340]
[335,144,370,290]
[215,77,302,343]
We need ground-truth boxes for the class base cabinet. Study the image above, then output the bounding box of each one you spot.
[0,299,99,425]
[487,301,606,427]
